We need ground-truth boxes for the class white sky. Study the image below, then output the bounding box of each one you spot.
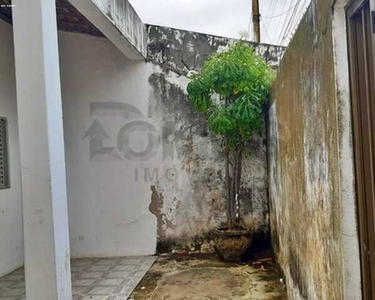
[128,0,311,46]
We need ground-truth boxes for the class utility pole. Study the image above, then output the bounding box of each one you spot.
[252,0,261,43]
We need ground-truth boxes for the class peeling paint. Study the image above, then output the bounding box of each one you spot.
[149,185,176,240]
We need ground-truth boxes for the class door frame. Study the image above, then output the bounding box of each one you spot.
[347,0,375,298]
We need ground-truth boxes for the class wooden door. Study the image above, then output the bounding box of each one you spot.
[347,0,375,298]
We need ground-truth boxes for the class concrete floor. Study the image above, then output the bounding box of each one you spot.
[130,255,287,300]
[0,255,286,300]
[0,256,156,300]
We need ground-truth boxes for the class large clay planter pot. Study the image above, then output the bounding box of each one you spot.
[213,229,253,262]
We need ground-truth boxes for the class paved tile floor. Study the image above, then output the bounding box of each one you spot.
[0,256,156,300]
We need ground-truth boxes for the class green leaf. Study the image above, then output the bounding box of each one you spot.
[186,41,274,150]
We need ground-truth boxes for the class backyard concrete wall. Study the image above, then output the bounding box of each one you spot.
[147,26,285,249]
[268,0,361,299]
[0,19,24,277]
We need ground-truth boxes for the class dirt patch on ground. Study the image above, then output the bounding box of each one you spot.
[129,254,287,300]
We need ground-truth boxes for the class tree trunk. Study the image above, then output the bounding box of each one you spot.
[225,146,233,228]
[235,150,243,224]
[226,146,243,229]
[231,150,238,227]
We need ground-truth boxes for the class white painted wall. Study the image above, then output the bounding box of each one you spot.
[0,26,157,268]
[58,31,157,257]
[0,19,24,277]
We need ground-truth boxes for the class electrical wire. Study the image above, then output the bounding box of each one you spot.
[257,0,311,45]
[276,0,295,45]
[279,0,301,45]
[280,0,311,45]
[262,0,306,19]
[284,0,309,44]
[261,19,273,44]
[265,0,277,32]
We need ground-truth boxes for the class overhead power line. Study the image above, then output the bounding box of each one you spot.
[261,19,272,43]
[265,0,277,32]
[276,0,295,45]
[262,0,305,19]
[256,0,311,45]
[279,0,300,45]
[279,0,311,46]
[281,0,309,45]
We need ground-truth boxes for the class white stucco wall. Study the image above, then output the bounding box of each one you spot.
[58,31,157,257]
[0,26,158,266]
[0,19,24,277]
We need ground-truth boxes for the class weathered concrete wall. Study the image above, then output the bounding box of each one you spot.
[147,25,284,74]
[147,26,285,250]
[91,0,147,55]
[269,0,361,299]
[69,0,147,60]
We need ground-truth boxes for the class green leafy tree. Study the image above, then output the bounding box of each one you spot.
[187,41,274,229]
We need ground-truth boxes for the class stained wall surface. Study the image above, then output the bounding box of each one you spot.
[147,26,285,249]
[268,0,361,298]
